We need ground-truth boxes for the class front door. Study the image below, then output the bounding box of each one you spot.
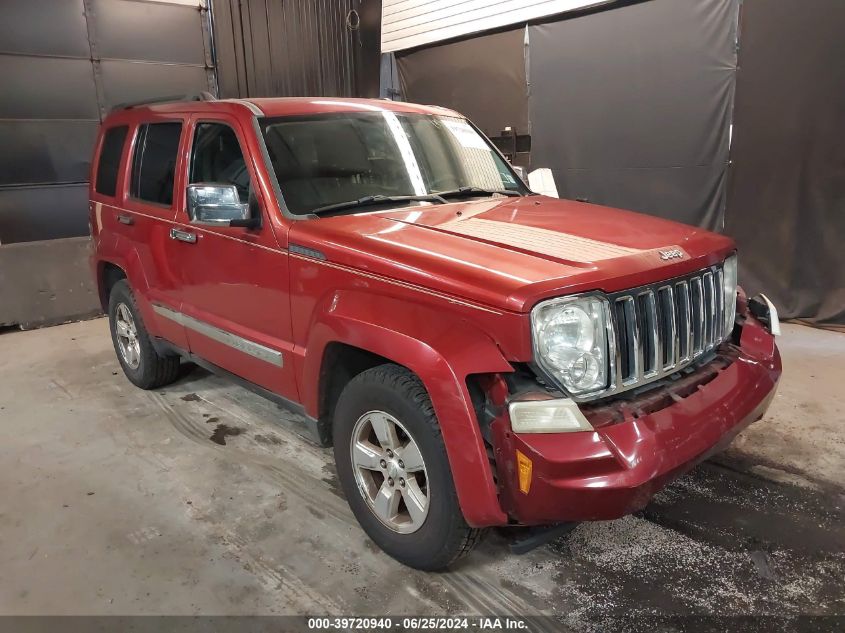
[168,115,297,402]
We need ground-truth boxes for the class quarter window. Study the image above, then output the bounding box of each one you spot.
[95,126,128,197]
[130,122,183,206]
[190,122,251,203]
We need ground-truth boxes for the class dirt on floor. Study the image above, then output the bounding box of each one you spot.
[0,320,842,631]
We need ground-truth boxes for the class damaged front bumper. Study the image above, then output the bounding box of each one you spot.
[490,315,782,525]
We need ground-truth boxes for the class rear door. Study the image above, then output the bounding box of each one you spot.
[94,117,189,350]
[168,114,298,402]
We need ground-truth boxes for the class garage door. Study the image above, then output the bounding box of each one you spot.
[0,0,216,244]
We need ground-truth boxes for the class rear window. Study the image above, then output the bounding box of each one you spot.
[130,122,183,206]
[95,126,128,197]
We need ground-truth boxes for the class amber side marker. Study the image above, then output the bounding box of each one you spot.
[516,450,533,494]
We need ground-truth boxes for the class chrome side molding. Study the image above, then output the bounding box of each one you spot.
[152,304,283,367]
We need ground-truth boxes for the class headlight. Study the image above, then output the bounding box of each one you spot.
[531,295,610,396]
[723,254,738,336]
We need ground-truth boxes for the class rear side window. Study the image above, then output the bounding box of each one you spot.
[130,122,183,206]
[95,126,128,197]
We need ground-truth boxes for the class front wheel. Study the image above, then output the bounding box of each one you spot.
[333,364,485,570]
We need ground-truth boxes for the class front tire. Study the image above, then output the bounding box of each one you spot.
[333,364,485,570]
[108,280,180,390]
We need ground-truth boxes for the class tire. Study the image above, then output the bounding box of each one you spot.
[333,364,485,570]
[108,279,180,390]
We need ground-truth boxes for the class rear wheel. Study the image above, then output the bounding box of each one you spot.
[108,280,180,390]
[333,364,485,570]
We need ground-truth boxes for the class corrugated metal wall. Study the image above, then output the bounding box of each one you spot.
[0,0,215,244]
[212,0,381,99]
[382,0,613,52]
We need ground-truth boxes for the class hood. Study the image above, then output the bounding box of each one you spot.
[289,196,735,313]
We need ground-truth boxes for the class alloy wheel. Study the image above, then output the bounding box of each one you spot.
[350,410,429,534]
[115,303,141,369]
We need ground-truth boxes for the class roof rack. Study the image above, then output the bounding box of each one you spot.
[111,92,217,113]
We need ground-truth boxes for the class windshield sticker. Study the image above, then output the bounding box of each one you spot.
[443,119,490,150]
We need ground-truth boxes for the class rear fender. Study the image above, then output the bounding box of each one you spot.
[300,290,512,527]
[94,233,156,327]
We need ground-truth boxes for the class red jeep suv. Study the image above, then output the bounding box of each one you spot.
[89,96,782,570]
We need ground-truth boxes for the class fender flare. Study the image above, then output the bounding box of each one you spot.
[94,234,154,324]
[299,290,512,527]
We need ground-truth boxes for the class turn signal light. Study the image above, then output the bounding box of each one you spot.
[516,450,533,495]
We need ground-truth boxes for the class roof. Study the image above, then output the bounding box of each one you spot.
[248,97,461,119]
[110,96,462,120]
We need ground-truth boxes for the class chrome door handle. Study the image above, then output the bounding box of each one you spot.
[117,214,134,225]
[170,228,197,243]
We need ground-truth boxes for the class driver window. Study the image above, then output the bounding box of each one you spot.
[190,122,251,203]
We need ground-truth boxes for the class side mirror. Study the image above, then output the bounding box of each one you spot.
[512,165,527,184]
[186,183,258,228]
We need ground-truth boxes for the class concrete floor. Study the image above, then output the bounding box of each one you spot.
[0,319,842,629]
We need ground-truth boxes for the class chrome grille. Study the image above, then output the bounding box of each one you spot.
[610,264,728,391]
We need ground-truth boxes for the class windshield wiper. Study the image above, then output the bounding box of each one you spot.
[311,194,446,216]
[435,186,522,199]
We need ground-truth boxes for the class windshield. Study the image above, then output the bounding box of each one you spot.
[259,111,528,215]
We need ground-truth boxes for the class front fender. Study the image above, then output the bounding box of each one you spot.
[299,290,512,527]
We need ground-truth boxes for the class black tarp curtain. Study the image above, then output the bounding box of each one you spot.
[397,0,844,326]
[725,0,845,328]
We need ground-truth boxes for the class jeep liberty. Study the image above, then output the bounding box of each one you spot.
[89,96,782,570]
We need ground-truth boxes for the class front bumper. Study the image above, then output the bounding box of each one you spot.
[491,316,781,524]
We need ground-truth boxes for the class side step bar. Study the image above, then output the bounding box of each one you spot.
[509,523,579,555]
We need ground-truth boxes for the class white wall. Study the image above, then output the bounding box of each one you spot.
[382,0,614,52]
